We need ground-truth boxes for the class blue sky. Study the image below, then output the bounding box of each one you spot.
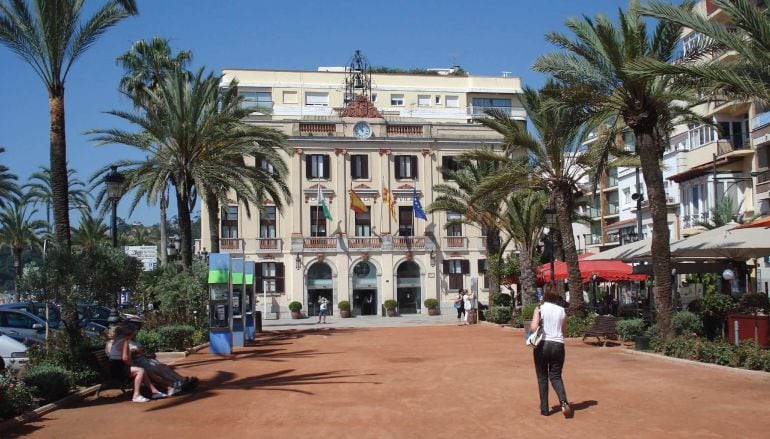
[0,0,637,225]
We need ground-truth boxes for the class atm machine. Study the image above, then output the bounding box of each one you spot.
[208,253,232,355]
[244,261,256,341]
[230,257,246,348]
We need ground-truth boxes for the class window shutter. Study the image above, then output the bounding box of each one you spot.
[411,156,418,179]
[276,263,285,293]
[442,260,449,273]
[478,259,486,274]
[362,155,369,179]
[254,263,263,293]
[322,155,330,179]
[461,260,470,274]
[305,157,312,179]
[394,157,402,179]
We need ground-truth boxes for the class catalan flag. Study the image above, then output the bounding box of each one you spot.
[349,187,368,214]
[382,185,397,221]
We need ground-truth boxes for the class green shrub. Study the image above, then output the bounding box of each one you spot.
[652,335,770,371]
[288,301,302,312]
[739,293,770,314]
[192,327,209,346]
[338,300,351,311]
[522,302,538,320]
[672,311,703,336]
[490,293,512,308]
[0,370,35,420]
[26,331,102,386]
[423,298,439,309]
[617,318,646,341]
[156,325,196,351]
[701,293,735,320]
[384,299,397,310]
[511,314,524,328]
[136,328,161,354]
[686,298,702,314]
[566,314,596,338]
[23,363,74,402]
[485,306,512,324]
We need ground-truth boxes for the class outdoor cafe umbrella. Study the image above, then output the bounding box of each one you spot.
[537,257,646,283]
[582,239,653,262]
[731,215,770,230]
[668,223,770,260]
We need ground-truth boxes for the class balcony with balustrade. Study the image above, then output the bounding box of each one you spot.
[392,236,426,250]
[219,238,244,253]
[302,237,339,252]
[347,236,383,251]
[443,236,469,250]
[254,237,283,253]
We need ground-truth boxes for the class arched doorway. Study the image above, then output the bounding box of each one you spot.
[352,261,377,316]
[307,262,333,317]
[396,261,421,314]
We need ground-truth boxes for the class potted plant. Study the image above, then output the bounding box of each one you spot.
[288,301,303,319]
[338,300,351,318]
[384,299,398,317]
[732,293,770,346]
[522,302,538,330]
[424,298,440,316]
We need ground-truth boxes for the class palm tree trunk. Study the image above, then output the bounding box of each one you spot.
[636,128,673,338]
[175,187,194,269]
[49,90,71,249]
[12,246,22,302]
[554,186,584,315]
[159,187,168,266]
[206,193,220,253]
[518,245,537,305]
[485,229,501,296]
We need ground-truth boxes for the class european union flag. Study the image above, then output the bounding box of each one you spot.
[413,186,427,221]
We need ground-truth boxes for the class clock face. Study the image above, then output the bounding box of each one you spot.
[353,121,372,139]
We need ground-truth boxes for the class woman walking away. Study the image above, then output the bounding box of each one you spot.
[530,292,573,418]
[454,289,465,322]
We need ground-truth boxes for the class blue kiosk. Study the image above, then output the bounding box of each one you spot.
[244,261,256,341]
[208,253,232,355]
[231,257,246,347]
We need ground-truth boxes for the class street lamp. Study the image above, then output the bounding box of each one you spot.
[104,166,124,327]
[632,168,644,241]
[591,273,599,311]
[200,247,209,263]
[295,253,303,270]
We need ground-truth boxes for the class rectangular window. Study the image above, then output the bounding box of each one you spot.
[224,206,238,221]
[444,260,469,290]
[306,154,331,179]
[351,154,369,179]
[260,206,276,238]
[305,92,329,106]
[471,98,512,115]
[399,206,413,236]
[371,93,378,102]
[445,95,459,108]
[435,95,441,105]
[394,155,418,179]
[282,91,298,104]
[239,91,272,112]
[221,225,238,239]
[355,208,371,237]
[256,262,284,294]
[478,259,489,289]
[441,156,459,180]
[447,212,462,236]
[310,206,326,237]
[390,94,404,106]
[222,205,238,238]
[417,95,431,107]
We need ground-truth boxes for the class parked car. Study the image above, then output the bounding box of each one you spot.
[0,333,28,371]
[0,306,106,345]
[78,304,143,329]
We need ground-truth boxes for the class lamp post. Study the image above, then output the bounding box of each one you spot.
[104,166,125,327]
[544,207,557,289]
[591,273,598,311]
[631,168,644,242]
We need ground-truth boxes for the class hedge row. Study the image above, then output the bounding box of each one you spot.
[136,324,208,353]
[651,336,770,371]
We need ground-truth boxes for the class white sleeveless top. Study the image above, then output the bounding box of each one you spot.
[540,302,565,344]
[108,337,125,360]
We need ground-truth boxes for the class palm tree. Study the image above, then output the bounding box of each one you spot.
[427,151,504,296]
[0,147,19,207]
[0,194,47,300]
[71,208,110,251]
[638,0,770,105]
[116,37,191,266]
[497,190,548,305]
[0,0,137,249]
[532,0,700,334]
[89,68,291,269]
[24,166,90,230]
[126,224,152,245]
[466,82,589,315]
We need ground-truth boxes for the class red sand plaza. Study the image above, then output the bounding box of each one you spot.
[10,324,770,438]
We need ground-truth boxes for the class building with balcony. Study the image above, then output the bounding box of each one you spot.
[199,53,525,318]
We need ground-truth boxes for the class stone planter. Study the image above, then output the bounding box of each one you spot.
[728,313,770,346]
[427,308,440,316]
[523,319,533,330]
[340,309,351,318]
[291,311,303,319]
[386,308,397,317]
[467,309,478,324]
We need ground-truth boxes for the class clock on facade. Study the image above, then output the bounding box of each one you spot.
[353,121,372,139]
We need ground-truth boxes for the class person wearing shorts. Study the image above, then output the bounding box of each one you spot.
[318,297,329,323]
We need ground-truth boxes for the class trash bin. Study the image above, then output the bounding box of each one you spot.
[255,311,262,333]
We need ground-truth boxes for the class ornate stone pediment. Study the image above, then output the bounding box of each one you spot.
[337,95,382,118]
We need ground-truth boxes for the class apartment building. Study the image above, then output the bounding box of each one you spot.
[199,53,526,317]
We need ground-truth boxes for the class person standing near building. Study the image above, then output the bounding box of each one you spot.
[454,289,465,322]
[463,289,475,325]
[318,297,329,324]
[530,292,573,418]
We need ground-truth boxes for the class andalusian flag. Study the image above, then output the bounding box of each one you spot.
[317,184,332,221]
[349,187,368,214]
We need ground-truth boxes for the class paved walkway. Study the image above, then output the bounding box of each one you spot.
[9,321,770,438]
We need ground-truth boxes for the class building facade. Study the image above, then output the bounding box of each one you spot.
[199,55,525,317]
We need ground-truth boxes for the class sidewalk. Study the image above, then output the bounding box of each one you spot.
[262,311,468,330]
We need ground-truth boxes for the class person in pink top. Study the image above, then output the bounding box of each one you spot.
[530,292,573,418]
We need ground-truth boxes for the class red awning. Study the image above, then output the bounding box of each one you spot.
[731,216,770,230]
[537,257,646,283]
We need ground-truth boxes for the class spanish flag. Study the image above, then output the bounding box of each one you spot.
[349,187,368,214]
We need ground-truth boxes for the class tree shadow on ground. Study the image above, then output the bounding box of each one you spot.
[3,419,44,438]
